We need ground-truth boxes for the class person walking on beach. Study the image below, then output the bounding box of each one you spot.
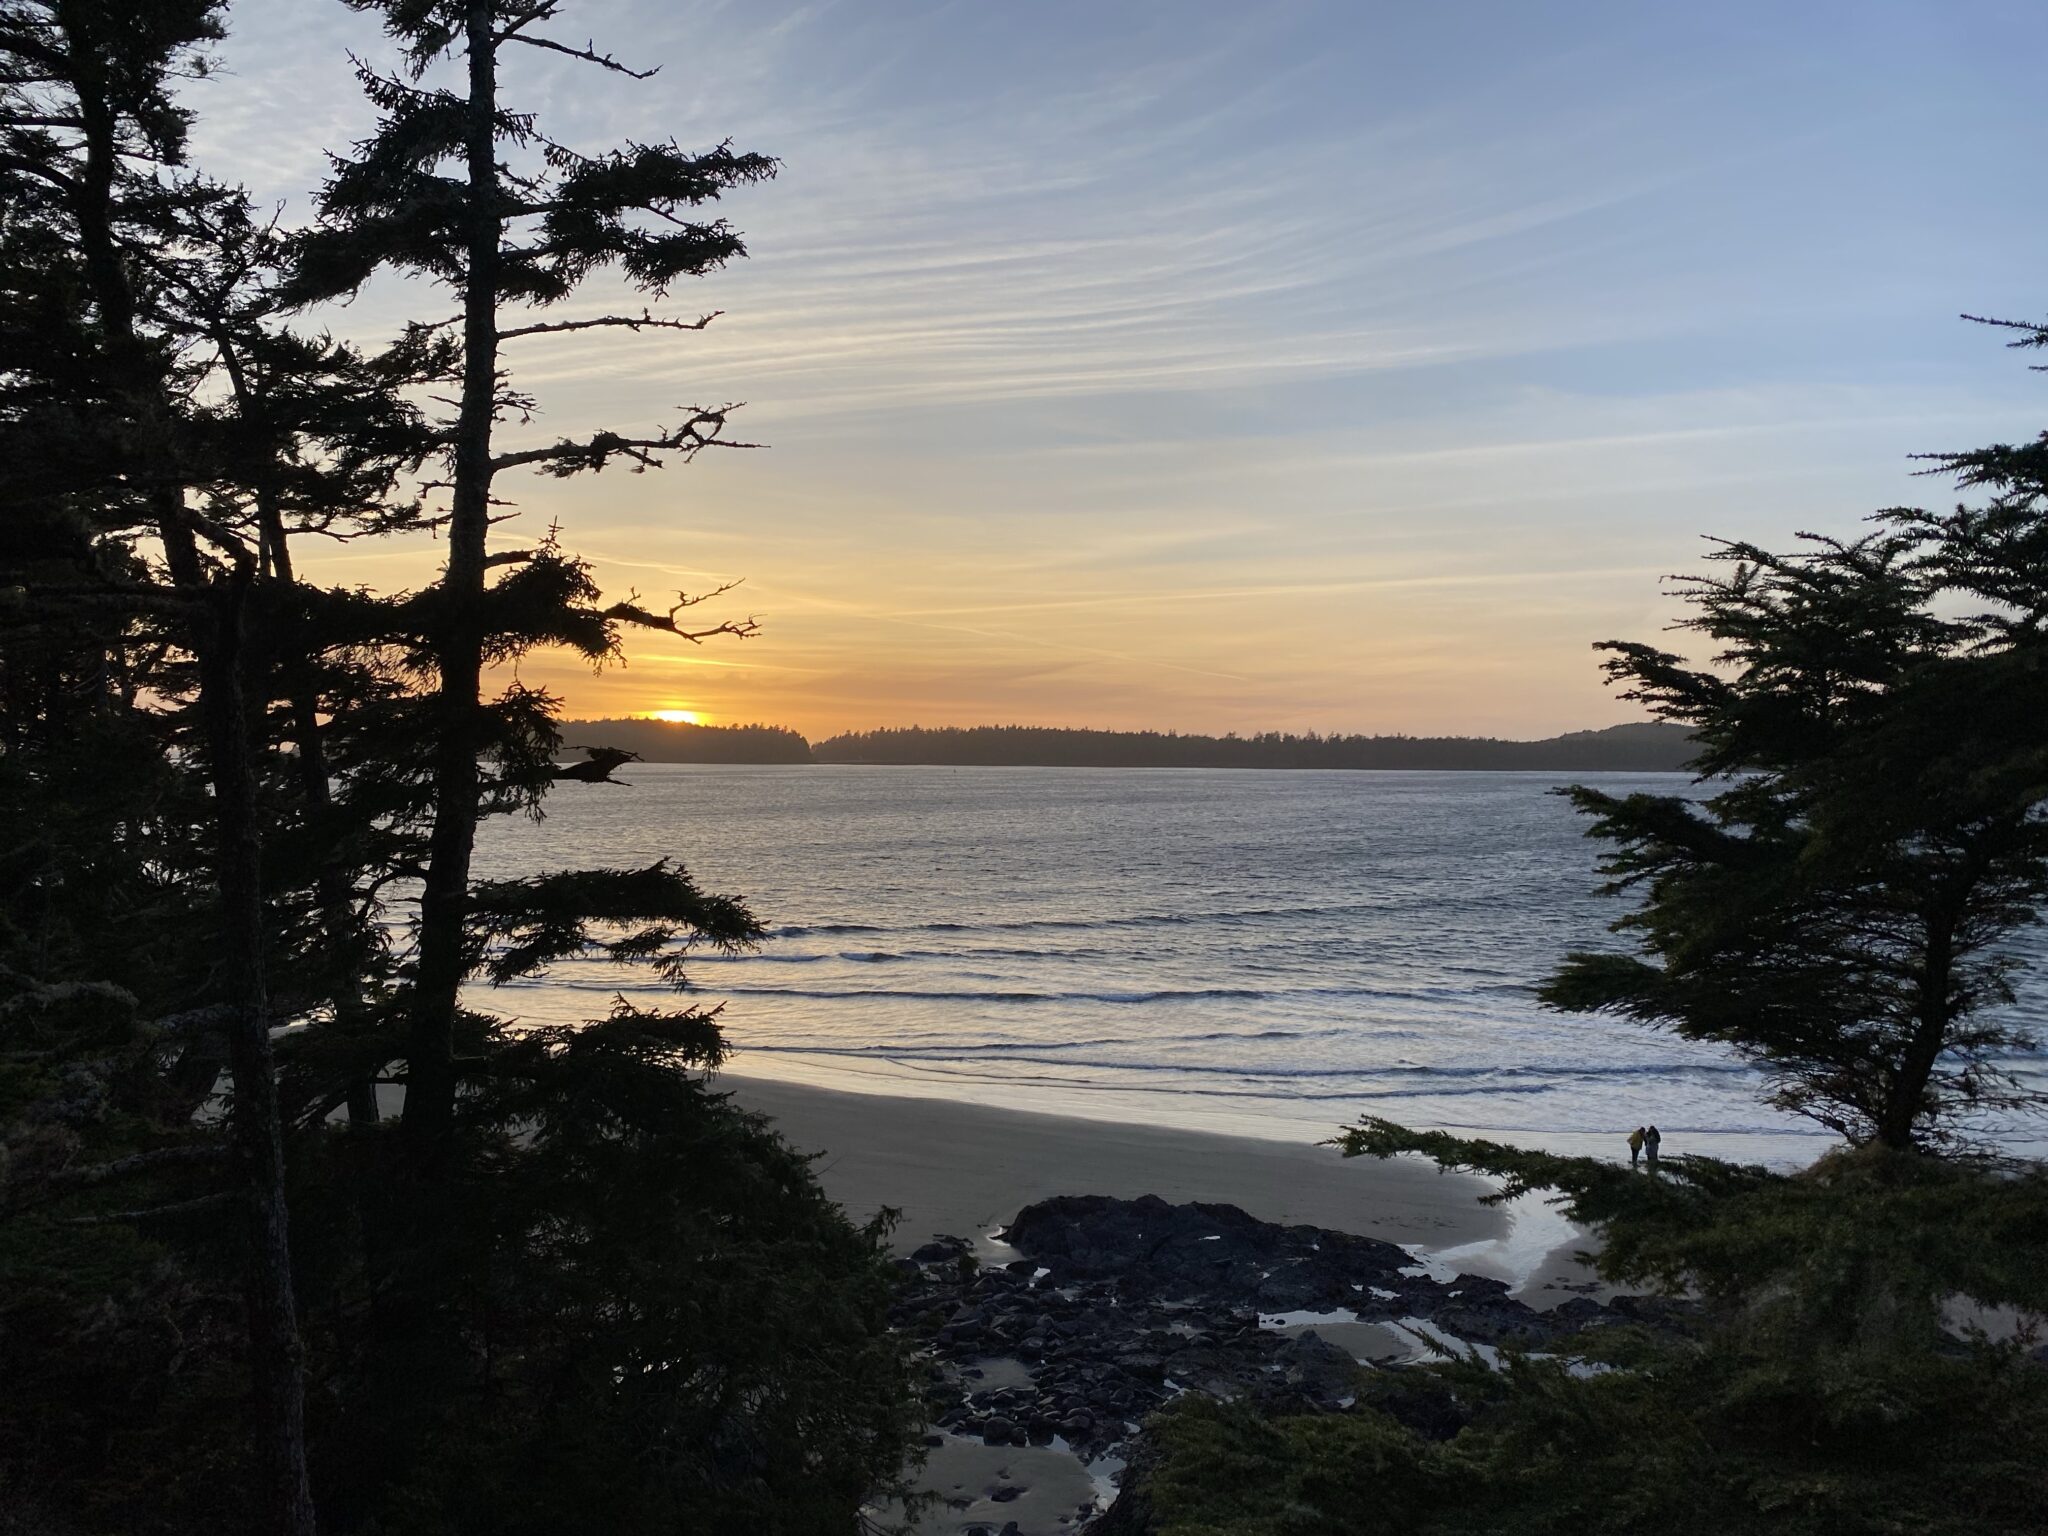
[1643,1124,1662,1167]
[1627,1127,1645,1167]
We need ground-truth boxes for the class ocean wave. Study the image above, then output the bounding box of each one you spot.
[667,982,1532,1007]
[725,1049,1800,1120]
[537,960,1542,1017]
[704,985,1289,1004]
[767,898,1494,942]
[728,1040,1761,1084]
[729,1026,1351,1058]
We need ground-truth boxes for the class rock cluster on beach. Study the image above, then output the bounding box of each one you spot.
[890,1193,1630,1534]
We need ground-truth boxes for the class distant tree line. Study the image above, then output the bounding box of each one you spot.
[570,718,1696,769]
[562,716,813,762]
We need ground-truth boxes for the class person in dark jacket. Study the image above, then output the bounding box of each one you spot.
[1644,1124,1662,1166]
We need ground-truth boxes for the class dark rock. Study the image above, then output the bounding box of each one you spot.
[1005,1194,1423,1315]
[888,1195,1634,1524]
[1549,1295,1612,1329]
[1434,1300,1562,1350]
[1269,1332,1364,1409]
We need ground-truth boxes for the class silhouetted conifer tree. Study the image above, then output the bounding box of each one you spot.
[4,7,922,1527]
[1541,321,2048,1150]
[0,2,319,1527]
[290,0,772,1168]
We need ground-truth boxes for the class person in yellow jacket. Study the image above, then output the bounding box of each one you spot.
[1627,1126,1646,1167]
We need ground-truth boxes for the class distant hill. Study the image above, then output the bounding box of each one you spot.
[557,718,812,764]
[816,721,1698,770]
[556,718,1697,771]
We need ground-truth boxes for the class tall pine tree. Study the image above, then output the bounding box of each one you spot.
[290,0,773,1165]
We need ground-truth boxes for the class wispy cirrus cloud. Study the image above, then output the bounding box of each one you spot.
[185,0,2048,737]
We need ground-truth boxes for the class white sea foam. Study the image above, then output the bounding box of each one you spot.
[1258,1308,1360,1330]
[1422,1191,1583,1293]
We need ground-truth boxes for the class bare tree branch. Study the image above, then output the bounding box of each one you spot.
[603,582,759,643]
[487,406,758,476]
[499,309,719,341]
[493,2,561,43]
[500,31,658,78]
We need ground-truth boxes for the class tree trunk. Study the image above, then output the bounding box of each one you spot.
[402,0,500,1165]
[1878,918,1956,1150]
[193,557,321,1536]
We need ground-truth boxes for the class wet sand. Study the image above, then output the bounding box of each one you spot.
[719,1074,1600,1535]
[722,1072,1507,1255]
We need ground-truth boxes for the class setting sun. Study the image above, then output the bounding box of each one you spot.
[645,708,703,725]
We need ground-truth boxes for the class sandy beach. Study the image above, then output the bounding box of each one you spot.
[722,1071,1509,1256]
[722,1072,1609,1303]
[723,1073,1606,1534]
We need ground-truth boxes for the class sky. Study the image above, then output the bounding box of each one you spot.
[187,0,2048,739]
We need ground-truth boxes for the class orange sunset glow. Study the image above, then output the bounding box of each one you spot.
[215,0,2046,744]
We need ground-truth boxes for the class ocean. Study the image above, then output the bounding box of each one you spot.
[470,764,2048,1166]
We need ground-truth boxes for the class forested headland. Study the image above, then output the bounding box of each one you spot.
[809,719,1693,769]
[558,716,814,762]
[561,717,1697,769]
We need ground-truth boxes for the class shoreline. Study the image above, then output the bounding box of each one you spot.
[722,1071,1536,1268]
[722,1075,1614,1534]
[712,1049,1839,1169]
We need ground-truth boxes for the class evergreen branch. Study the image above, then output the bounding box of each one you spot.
[0,146,75,191]
[54,1191,237,1226]
[181,505,256,565]
[0,24,67,74]
[6,1145,226,1213]
[1958,312,2048,349]
[36,1144,224,1189]
[0,585,201,620]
